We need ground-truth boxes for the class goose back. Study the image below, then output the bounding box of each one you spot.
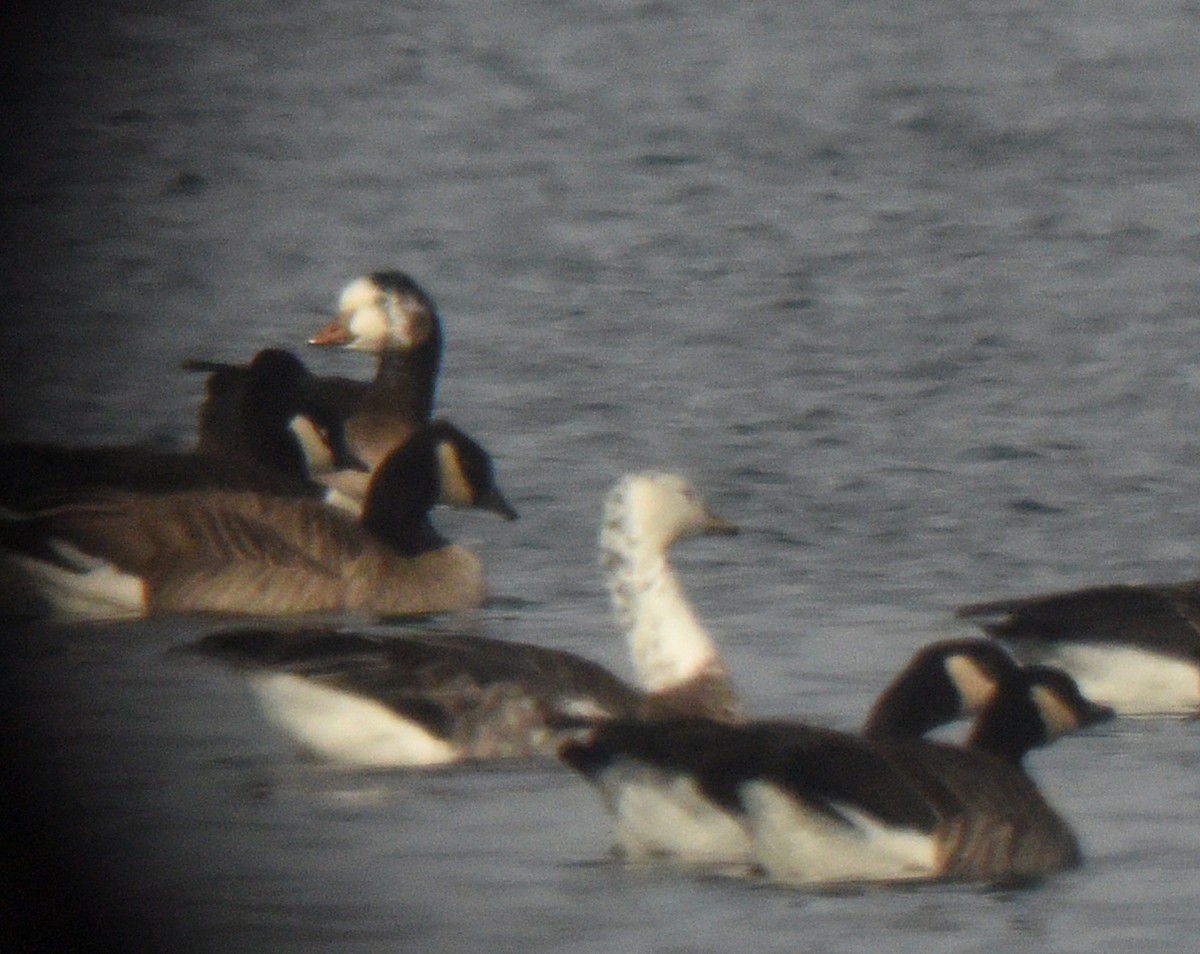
[182,472,739,766]
[0,420,513,619]
[560,644,1105,884]
[958,582,1200,714]
[2,349,362,509]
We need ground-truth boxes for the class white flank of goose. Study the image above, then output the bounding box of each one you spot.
[187,472,742,767]
[0,420,514,621]
[559,641,1110,878]
[958,581,1200,715]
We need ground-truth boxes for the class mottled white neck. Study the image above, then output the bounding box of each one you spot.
[601,493,725,694]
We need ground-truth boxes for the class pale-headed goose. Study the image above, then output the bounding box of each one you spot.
[0,349,364,510]
[559,642,1109,881]
[958,582,1200,715]
[0,420,514,621]
[185,472,742,767]
[190,272,443,505]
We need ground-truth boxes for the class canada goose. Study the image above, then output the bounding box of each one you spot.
[861,638,1049,739]
[739,666,1107,886]
[0,420,514,621]
[559,643,1109,880]
[186,348,365,483]
[186,472,741,767]
[957,582,1200,715]
[188,272,442,504]
[0,350,365,510]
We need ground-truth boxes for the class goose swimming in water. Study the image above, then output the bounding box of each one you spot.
[0,420,514,621]
[187,472,742,767]
[188,271,442,506]
[0,349,364,510]
[958,581,1200,715]
[559,641,1110,881]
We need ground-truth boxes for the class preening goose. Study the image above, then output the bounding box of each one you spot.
[861,638,1045,739]
[185,348,365,485]
[0,420,514,621]
[958,581,1200,715]
[186,472,742,767]
[189,272,443,505]
[0,350,364,510]
[559,642,1109,881]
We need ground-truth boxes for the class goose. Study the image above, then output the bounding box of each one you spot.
[185,472,742,767]
[861,637,1042,740]
[188,271,442,504]
[559,641,1110,879]
[184,348,365,487]
[0,350,365,510]
[957,582,1200,715]
[0,420,514,621]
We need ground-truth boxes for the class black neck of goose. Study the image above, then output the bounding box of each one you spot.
[359,430,444,555]
[366,330,443,422]
[967,687,1047,765]
[239,380,309,483]
[862,661,963,740]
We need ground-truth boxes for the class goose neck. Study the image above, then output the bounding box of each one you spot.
[602,529,724,696]
[369,340,441,420]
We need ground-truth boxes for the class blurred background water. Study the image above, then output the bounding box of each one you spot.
[6,0,1200,951]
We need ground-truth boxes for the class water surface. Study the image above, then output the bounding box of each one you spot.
[6,1,1200,951]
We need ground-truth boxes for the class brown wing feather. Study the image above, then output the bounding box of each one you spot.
[37,491,487,616]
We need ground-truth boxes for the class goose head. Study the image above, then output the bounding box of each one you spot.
[862,639,1026,740]
[1024,664,1115,735]
[601,472,737,559]
[360,420,516,551]
[967,662,1114,762]
[239,348,367,477]
[309,271,443,354]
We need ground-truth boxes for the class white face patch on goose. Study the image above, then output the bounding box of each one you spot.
[945,654,999,714]
[327,276,391,351]
[344,298,391,351]
[436,441,476,507]
[1030,684,1082,737]
[288,415,332,474]
[337,276,379,314]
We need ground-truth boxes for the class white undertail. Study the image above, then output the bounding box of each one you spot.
[1,540,145,620]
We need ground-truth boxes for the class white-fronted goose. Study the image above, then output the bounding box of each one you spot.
[0,420,514,621]
[958,582,1200,715]
[186,472,742,767]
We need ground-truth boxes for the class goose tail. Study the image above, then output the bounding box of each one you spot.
[0,526,145,621]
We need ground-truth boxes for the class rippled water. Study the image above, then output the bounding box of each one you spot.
[7,0,1200,951]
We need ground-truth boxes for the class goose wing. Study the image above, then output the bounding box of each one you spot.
[192,629,641,757]
[958,582,1200,659]
[35,490,358,577]
[875,739,1080,880]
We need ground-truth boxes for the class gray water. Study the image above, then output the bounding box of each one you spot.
[6,0,1200,950]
